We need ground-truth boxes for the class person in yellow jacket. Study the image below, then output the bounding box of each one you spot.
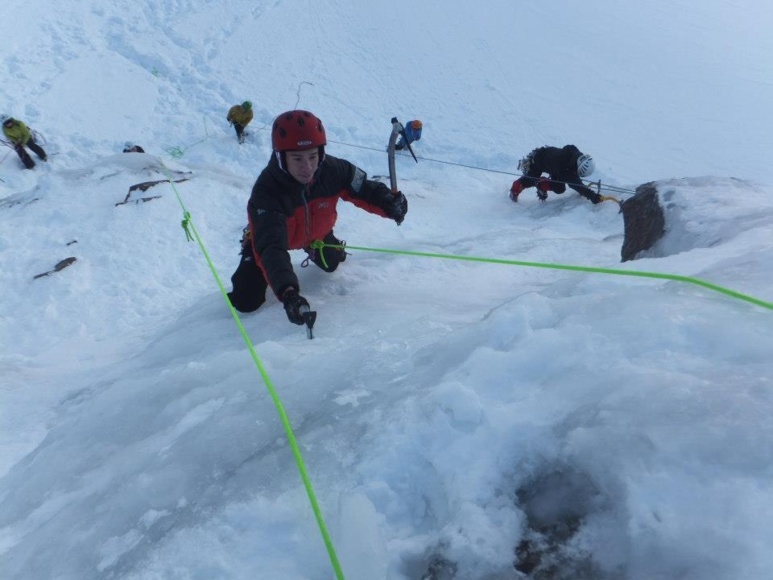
[1,115,47,169]
[226,101,253,144]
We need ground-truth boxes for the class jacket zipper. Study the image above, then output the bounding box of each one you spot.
[302,185,311,241]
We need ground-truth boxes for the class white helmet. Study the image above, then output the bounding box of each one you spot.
[577,154,595,177]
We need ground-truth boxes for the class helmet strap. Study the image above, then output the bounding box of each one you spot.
[276,151,286,172]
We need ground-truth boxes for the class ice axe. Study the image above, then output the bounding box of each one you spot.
[585,179,622,209]
[387,117,418,195]
[300,305,317,339]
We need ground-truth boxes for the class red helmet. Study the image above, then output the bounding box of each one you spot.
[271,110,326,152]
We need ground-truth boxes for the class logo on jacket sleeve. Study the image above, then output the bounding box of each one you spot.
[350,167,366,193]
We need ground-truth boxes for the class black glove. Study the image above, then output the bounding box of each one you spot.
[537,190,548,202]
[281,288,310,325]
[383,191,408,225]
[588,193,602,205]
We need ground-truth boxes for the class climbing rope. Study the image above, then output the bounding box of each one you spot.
[325,137,638,197]
[165,116,211,159]
[318,242,773,311]
[159,161,346,580]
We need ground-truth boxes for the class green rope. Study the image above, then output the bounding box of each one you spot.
[166,117,211,159]
[181,212,194,241]
[166,146,185,159]
[165,137,207,159]
[159,161,345,580]
[324,243,773,311]
[308,239,328,269]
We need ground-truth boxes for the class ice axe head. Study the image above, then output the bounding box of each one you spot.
[300,305,317,339]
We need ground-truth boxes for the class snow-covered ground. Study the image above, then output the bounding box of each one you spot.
[1,1,772,578]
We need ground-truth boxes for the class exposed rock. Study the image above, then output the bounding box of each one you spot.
[620,182,665,262]
[33,256,77,279]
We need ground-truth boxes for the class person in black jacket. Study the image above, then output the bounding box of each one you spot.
[227,110,408,323]
[509,145,601,204]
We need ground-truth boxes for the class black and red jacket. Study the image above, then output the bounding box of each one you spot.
[247,154,393,298]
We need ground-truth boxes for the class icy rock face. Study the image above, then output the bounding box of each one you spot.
[620,177,770,262]
[620,182,665,262]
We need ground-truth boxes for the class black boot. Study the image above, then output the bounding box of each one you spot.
[234,124,245,144]
[302,231,347,272]
[28,139,47,161]
[16,146,35,169]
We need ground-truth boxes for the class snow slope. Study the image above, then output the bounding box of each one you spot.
[1,1,772,579]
